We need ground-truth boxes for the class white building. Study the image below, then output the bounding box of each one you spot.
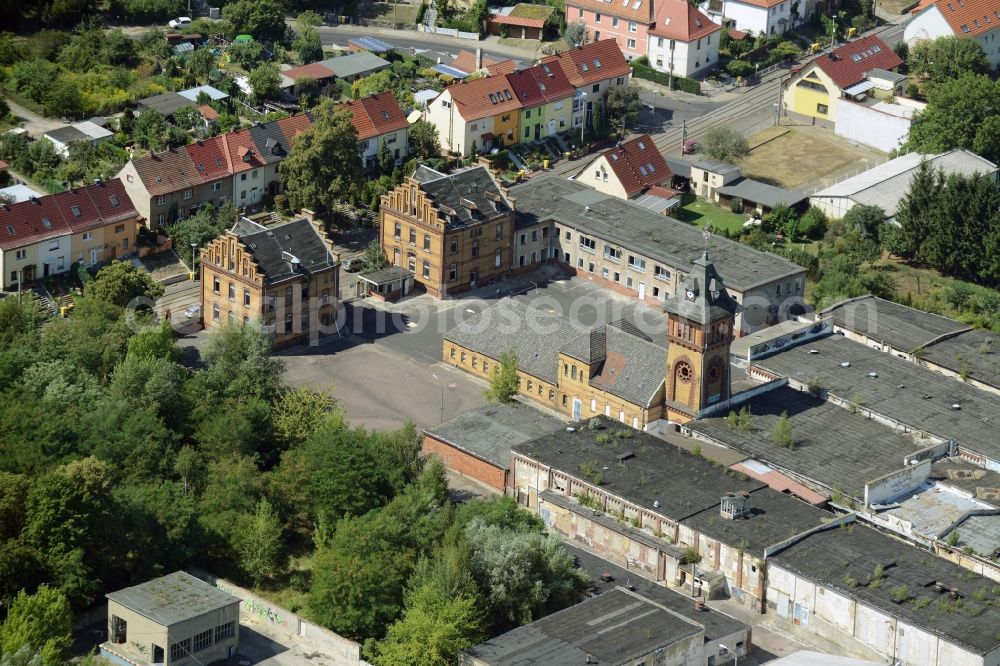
[701,0,793,36]
[904,0,1000,69]
[647,0,722,77]
[833,95,924,153]
[810,149,998,220]
[42,121,113,158]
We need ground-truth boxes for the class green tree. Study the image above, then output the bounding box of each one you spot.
[279,100,364,212]
[370,580,482,666]
[133,107,168,151]
[363,239,388,271]
[111,0,185,23]
[172,105,203,132]
[352,70,394,100]
[905,74,1000,163]
[273,387,338,448]
[42,77,83,119]
[0,586,72,666]
[485,349,519,404]
[700,126,750,163]
[896,159,939,258]
[376,141,394,174]
[109,354,186,420]
[228,40,267,69]
[198,455,267,558]
[761,203,796,236]
[908,36,990,84]
[189,47,216,83]
[234,497,284,587]
[464,519,588,632]
[198,320,283,401]
[797,206,828,240]
[224,0,289,43]
[86,260,164,308]
[842,204,885,241]
[408,119,440,159]
[295,76,320,107]
[294,29,323,64]
[247,63,282,104]
[564,21,586,47]
[771,411,794,448]
[605,86,642,131]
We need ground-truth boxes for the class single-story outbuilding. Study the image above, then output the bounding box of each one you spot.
[716,177,807,215]
[422,403,563,492]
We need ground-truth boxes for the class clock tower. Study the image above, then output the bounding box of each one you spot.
[663,250,738,424]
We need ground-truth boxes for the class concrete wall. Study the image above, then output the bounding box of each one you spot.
[834,98,911,153]
[104,598,239,666]
[864,460,932,506]
[767,562,988,666]
[191,572,368,665]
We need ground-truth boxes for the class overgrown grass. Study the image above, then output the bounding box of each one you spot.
[674,195,749,234]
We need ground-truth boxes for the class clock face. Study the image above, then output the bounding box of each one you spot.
[686,289,695,300]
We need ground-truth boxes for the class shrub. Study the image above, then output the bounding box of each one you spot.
[726,59,754,78]
[891,585,911,602]
[729,197,743,214]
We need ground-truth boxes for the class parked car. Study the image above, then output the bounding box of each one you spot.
[343,257,364,272]
[682,139,698,155]
[168,16,192,28]
[183,304,200,319]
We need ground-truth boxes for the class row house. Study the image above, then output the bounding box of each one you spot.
[379,165,515,296]
[342,93,411,168]
[0,180,139,289]
[700,0,795,37]
[200,217,338,347]
[564,0,719,76]
[426,40,631,156]
[118,113,311,229]
[119,93,409,229]
[507,60,576,143]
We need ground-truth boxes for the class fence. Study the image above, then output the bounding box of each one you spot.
[188,570,370,666]
[418,24,481,40]
[629,59,702,96]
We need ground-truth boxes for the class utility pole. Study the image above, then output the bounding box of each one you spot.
[668,42,675,90]
[650,89,656,127]
[681,118,687,153]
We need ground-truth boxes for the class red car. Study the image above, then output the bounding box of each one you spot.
[682,139,698,155]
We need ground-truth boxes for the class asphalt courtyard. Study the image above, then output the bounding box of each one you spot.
[278,264,669,431]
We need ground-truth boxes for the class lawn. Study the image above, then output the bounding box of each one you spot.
[365,2,421,24]
[673,195,750,234]
[740,126,878,190]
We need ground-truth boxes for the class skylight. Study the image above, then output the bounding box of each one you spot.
[503,90,512,100]
[594,58,602,68]
[639,165,648,176]
[6,225,14,235]
[489,93,497,103]
[71,206,81,217]
[382,111,390,119]
[647,163,656,173]
[41,217,51,228]
[638,140,646,149]
[539,82,546,91]
[581,63,589,71]
[110,195,119,206]
[611,153,619,161]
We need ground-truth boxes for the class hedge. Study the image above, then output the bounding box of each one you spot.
[416,2,427,25]
[631,57,701,95]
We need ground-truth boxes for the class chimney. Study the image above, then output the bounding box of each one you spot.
[476,47,483,71]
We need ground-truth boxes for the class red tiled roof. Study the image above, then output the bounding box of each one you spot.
[131,148,203,197]
[565,0,653,24]
[813,35,903,89]
[451,50,504,73]
[487,59,518,76]
[198,104,219,121]
[728,28,749,40]
[184,136,231,183]
[0,160,8,170]
[223,128,265,173]
[0,180,137,250]
[528,60,575,103]
[541,40,632,88]
[734,0,785,8]
[913,0,1000,38]
[650,0,721,41]
[343,92,409,141]
[282,62,335,80]
[447,75,523,122]
[275,113,314,148]
[506,67,546,109]
[599,134,671,197]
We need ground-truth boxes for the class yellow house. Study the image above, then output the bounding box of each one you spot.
[784,35,903,125]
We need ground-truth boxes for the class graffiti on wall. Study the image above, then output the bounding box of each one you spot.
[244,598,284,625]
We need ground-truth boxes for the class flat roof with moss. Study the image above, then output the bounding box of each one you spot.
[106,572,239,627]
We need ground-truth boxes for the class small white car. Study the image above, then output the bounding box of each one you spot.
[183,304,201,319]
[168,16,192,28]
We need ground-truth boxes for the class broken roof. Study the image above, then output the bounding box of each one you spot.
[417,164,510,226]
[237,218,334,284]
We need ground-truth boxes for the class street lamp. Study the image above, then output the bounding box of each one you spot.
[719,643,738,666]
[431,373,458,423]
[577,91,587,146]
